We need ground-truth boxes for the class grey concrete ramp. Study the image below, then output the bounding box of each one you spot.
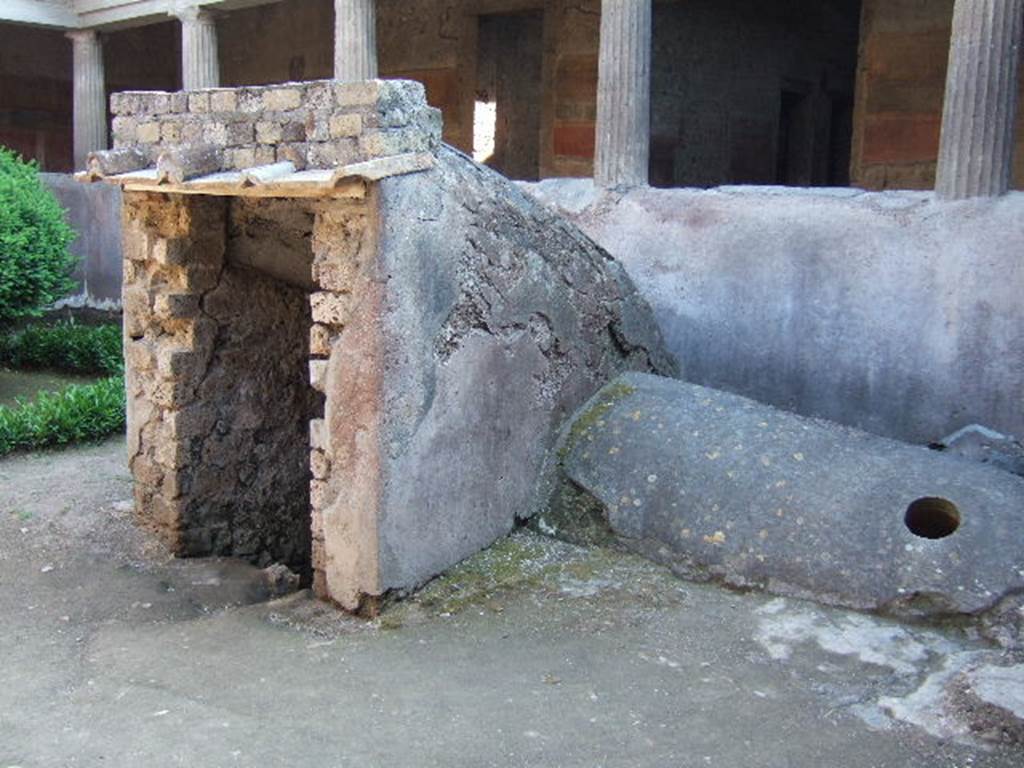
[552,372,1024,621]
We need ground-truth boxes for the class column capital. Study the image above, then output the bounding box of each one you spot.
[65,28,100,45]
[172,4,217,25]
[178,2,221,90]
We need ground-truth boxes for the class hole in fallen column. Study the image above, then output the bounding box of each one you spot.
[904,497,961,540]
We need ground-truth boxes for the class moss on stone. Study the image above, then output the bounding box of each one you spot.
[558,379,636,461]
[378,529,686,623]
[401,533,551,616]
[534,480,616,547]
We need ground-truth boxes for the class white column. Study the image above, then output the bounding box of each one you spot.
[178,6,220,90]
[334,0,378,82]
[67,30,107,170]
[594,0,652,188]
[935,0,1024,200]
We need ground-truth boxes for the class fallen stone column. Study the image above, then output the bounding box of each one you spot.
[156,144,223,183]
[551,372,1024,622]
[86,147,149,179]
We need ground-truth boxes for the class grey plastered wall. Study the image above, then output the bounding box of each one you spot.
[42,172,123,309]
[525,181,1024,444]
[371,148,674,593]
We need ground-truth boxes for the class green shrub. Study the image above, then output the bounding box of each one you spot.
[0,322,122,375]
[0,375,125,455]
[0,146,77,324]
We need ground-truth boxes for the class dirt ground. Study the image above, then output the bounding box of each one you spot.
[1,437,1021,767]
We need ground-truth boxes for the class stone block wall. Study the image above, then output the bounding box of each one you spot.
[123,193,227,556]
[306,197,379,601]
[123,190,372,577]
[109,78,442,171]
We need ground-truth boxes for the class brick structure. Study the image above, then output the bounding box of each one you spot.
[85,78,673,612]
[107,79,440,172]
[99,79,443,603]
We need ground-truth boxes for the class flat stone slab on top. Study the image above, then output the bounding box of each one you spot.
[554,372,1024,620]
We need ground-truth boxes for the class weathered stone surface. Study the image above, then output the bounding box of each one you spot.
[259,563,302,599]
[329,113,363,138]
[551,372,1024,621]
[136,121,161,144]
[525,181,1024,446]
[336,145,676,603]
[209,89,236,113]
[980,593,1024,651]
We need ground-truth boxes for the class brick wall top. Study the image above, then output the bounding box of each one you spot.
[108,79,442,172]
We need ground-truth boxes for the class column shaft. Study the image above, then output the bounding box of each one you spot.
[594,0,652,188]
[935,0,1024,199]
[179,7,220,90]
[334,0,378,82]
[68,30,107,170]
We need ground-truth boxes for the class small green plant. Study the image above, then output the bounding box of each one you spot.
[0,322,122,375]
[0,146,77,323]
[0,375,125,455]
[0,321,125,455]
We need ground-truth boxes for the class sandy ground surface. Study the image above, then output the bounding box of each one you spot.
[1,437,1021,767]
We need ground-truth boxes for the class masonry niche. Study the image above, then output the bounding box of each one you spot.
[123,193,341,580]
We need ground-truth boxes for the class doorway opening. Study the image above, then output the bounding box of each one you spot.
[475,10,544,180]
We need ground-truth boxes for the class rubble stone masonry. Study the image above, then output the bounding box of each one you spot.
[123,189,373,581]
[109,79,442,171]
[117,79,401,582]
